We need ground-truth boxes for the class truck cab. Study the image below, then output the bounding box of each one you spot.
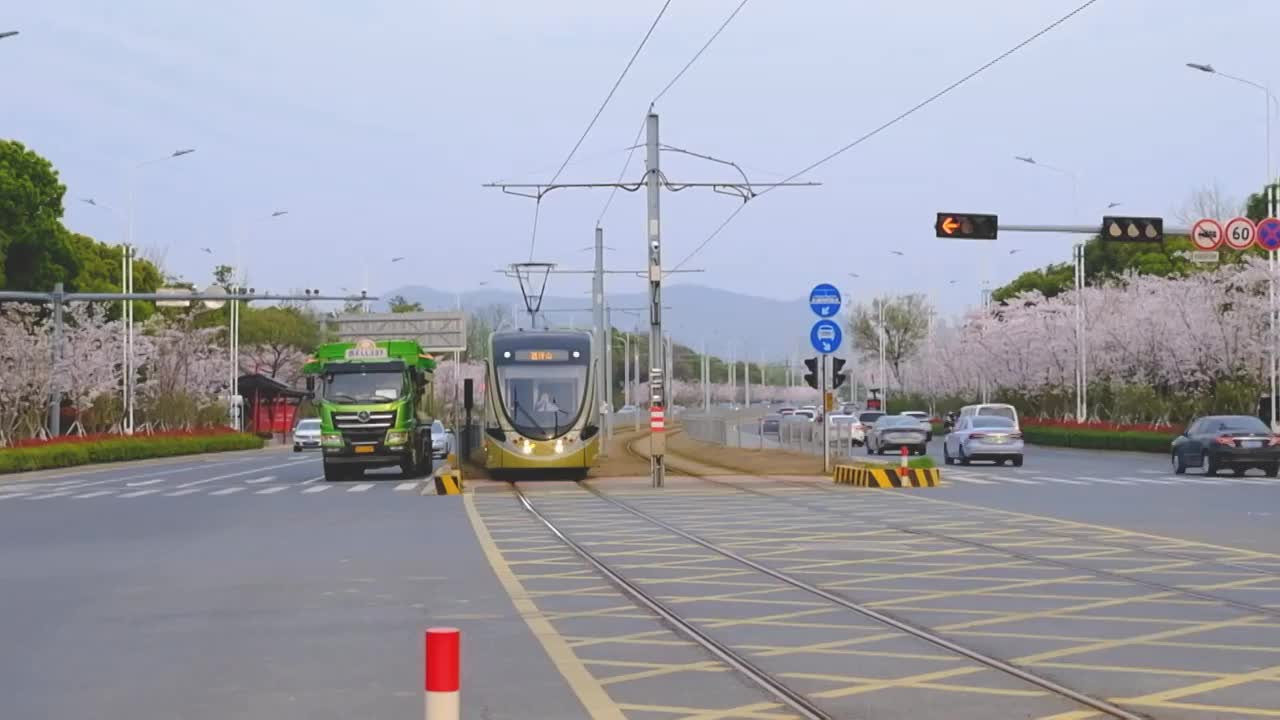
[304,339,436,482]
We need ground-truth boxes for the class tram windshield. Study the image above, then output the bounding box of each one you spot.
[498,364,586,440]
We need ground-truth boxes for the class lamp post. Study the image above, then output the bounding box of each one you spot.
[1015,154,1087,420]
[1187,61,1280,430]
[229,209,288,431]
[121,148,195,433]
[80,198,129,428]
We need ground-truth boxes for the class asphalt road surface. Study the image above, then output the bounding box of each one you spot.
[4,442,1279,719]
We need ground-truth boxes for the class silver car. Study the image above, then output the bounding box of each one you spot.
[901,410,934,441]
[293,418,322,452]
[430,420,453,459]
[866,415,929,456]
[944,415,1023,466]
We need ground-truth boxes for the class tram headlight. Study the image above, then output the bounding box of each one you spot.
[522,440,534,455]
[554,439,564,453]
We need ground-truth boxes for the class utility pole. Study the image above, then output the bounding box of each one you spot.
[603,302,613,454]
[821,354,830,473]
[645,113,666,488]
[744,358,751,407]
[593,226,608,436]
[48,283,65,437]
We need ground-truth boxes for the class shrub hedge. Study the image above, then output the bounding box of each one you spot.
[1019,425,1175,454]
[0,432,265,474]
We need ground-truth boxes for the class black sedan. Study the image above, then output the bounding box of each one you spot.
[1171,415,1280,477]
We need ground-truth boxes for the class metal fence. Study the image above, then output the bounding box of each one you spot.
[682,414,865,459]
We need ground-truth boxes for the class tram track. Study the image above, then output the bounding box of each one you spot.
[628,431,1280,612]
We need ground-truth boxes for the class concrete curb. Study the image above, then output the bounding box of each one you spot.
[833,463,940,488]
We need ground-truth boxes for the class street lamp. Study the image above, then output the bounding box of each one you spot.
[1015,153,1086,420]
[1188,62,1280,429]
[123,147,196,433]
[228,209,289,431]
[80,197,131,428]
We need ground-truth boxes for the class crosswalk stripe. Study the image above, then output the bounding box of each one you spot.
[165,488,204,497]
[73,490,115,499]
[1119,476,1175,485]
[301,475,322,485]
[124,478,167,488]
[0,493,31,500]
[394,481,418,491]
[1034,476,1087,485]
[950,475,997,485]
[1075,476,1133,485]
[348,483,374,493]
[209,487,244,496]
[118,489,161,498]
[302,485,330,494]
[245,476,276,485]
[994,476,1040,485]
[27,491,72,500]
[255,486,289,495]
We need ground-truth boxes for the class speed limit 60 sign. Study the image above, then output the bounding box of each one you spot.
[1224,217,1256,250]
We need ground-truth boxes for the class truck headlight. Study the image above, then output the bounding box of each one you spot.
[385,430,409,446]
[321,433,343,448]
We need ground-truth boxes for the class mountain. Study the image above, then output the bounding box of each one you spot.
[381,283,817,360]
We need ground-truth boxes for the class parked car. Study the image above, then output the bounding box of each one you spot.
[1171,414,1280,477]
[866,415,929,455]
[792,409,816,422]
[293,418,322,452]
[618,404,638,414]
[849,410,885,446]
[826,413,857,447]
[778,407,797,416]
[901,410,934,441]
[944,415,1023,466]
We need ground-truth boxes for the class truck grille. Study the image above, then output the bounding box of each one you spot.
[333,411,396,443]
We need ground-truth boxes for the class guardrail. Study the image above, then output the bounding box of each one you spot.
[681,415,864,459]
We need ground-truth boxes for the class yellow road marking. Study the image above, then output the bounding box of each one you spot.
[463,494,626,720]
[615,702,796,720]
[1116,660,1280,706]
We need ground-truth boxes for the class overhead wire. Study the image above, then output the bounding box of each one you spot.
[528,0,675,260]
[597,0,754,227]
[668,0,1103,272]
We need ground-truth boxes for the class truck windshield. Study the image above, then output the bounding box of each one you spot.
[322,371,405,403]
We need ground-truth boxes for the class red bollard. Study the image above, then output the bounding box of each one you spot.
[898,445,909,478]
[425,628,460,720]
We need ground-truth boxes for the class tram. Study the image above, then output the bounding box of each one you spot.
[482,329,601,473]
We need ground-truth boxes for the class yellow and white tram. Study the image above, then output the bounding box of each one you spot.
[482,330,601,473]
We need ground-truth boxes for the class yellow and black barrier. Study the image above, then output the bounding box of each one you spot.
[833,463,940,488]
[429,453,464,495]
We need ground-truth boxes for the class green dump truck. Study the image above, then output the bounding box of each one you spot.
[302,338,437,482]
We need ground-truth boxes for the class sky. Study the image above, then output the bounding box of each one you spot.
[5,0,1280,314]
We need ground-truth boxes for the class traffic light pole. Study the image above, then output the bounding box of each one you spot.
[821,355,830,474]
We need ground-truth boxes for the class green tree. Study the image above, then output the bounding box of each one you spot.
[237,306,323,377]
[386,294,424,313]
[0,140,80,290]
[849,294,932,387]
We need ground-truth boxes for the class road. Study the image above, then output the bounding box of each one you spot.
[3,442,1279,718]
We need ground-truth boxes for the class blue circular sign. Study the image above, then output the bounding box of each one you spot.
[810,319,842,354]
[808,283,843,318]
[1257,218,1280,251]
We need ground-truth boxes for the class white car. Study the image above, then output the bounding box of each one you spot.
[848,410,885,446]
[901,410,934,441]
[293,418,322,451]
[944,415,1023,466]
[430,420,453,459]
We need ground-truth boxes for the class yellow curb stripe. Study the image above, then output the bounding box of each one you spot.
[833,464,941,488]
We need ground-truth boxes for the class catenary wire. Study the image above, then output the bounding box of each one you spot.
[669,0,1103,272]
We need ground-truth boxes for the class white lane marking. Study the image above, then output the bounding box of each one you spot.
[993,475,1040,485]
[73,490,116,499]
[0,493,31,500]
[301,475,322,485]
[394,481,418,491]
[1034,476,1087,485]
[245,475,276,485]
[302,485,330,494]
[348,483,374,493]
[125,477,167,488]
[27,491,72,500]
[1137,469,1166,475]
[1075,476,1134,485]
[173,459,311,489]
[949,475,997,485]
[118,489,161,498]
[164,488,204,497]
[209,487,244,496]
[255,486,289,495]
[1119,476,1176,485]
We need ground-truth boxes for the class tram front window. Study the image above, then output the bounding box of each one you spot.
[498,365,585,440]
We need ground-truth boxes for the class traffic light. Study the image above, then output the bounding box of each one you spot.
[935,212,998,240]
[803,357,819,390]
[1102,216,1163,243]
[830,357,847,389]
